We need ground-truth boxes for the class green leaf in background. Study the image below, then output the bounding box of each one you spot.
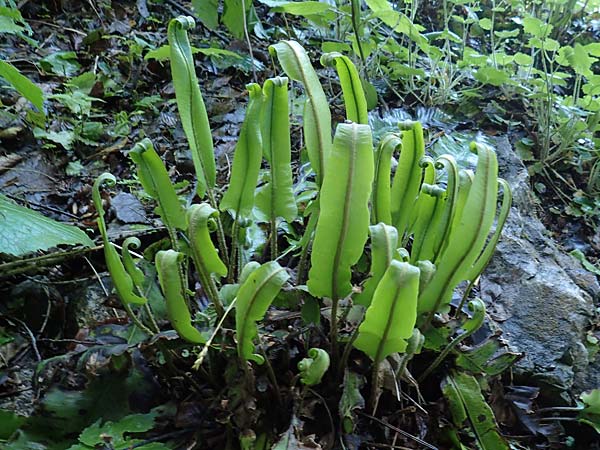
[0,60,44,111]
[353,260,420,362]
[0,194,93,256]
[68,411,169,450]
[222,0,251,39]
[192,0,218,29]
[259,0,332,17]
[339,370,365,433]
[40,51,80,77]
[579,389,600,433]
[442,371,509,450]
[145,44,244,63]
[235,261,289,364]
[474,66,511,87]
[308,122,374,300]
[0,410,25,440]
[455,336,522,376]
[570,249,600,276]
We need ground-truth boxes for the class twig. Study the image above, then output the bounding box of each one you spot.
[3,193,82,220]
[0,387,34,399]
[130,427,195,449]
[308,388,336,446]
[357,412,438,450]
[164,0,194,16]
[260,345,283,406]
[193,298,237,369]
[12,317,41,362]
[241,0,258,83]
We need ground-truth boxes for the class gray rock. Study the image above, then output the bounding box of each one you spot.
[111,192,147,224]
[479,136,599,394]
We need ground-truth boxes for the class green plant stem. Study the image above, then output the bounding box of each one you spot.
[260,346,282,405]
[330,294,339,373]
[123,302,154,336]
[368,360,380,414]
[193,298,237,370]
[228,219,241,283]
[270,216,278,261]
[454,279,475,318]
[198,270,225,317]
[144,303,161,333]
[338,319,362,378]
[417,324,479,383]
[350,0,369,82]
[296,236,311,284]
[206,187,230,267]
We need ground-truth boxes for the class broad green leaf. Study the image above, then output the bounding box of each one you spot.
[522,16,552,38]
[259,77,297,222]
[168,16,216,198]
[192,0,218,29]
[298,348,330,386]
[419,143,499,315]
[187,204,227,277]
[156,250,206,344]
[222,0,250,39]
[474,66,511,86]
[129,138,187,231]
[390,122,425,238]
[92,174,146,306]
[220,83,264,221]
[442,371,509,450]
[455,335,522,376]
[372,133,401,225]
[0,410,25,439]
[354,223,398,307]
[0,60,44,111]
[353,260,420,362]
[479,18,492,30]
[269,40,332,186]
[365,0,428,50]
[571,249,600,276]
[40,51,80,76]
[235,261,289,364]
[73,412,165,449]
[339,370,365,433]
[581,389,600,414]
[513,52,533,66]
[579,388,600,432]
[259,0,331,16]
[0,195,93,256]
[145,44,243,62]
[320,52,368,124]
[307,123,374,299]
